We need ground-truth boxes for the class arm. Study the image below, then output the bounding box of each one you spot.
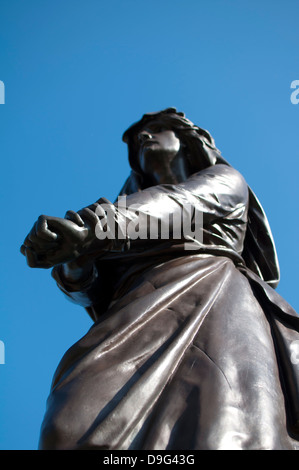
[79,164,249,255]
[21,165,248,307]
[21,164,248,270]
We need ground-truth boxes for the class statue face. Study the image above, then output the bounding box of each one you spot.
[135,121,181,176]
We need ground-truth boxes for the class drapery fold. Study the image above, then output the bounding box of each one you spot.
[39,164,298,450]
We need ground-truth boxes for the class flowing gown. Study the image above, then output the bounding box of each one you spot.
[39,164,299,450]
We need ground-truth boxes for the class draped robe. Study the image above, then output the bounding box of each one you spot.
[39,164,299,450]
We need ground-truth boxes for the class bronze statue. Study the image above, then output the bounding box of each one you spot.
[21,108,299,450]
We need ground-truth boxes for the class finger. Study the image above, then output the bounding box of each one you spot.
[25,247,53,269]
[23,216,57,248]
[95,201,116,219]
[22,234,33,247]
[23,233,34,248]
[23,238,58,257]
[27,226,56,248]
[65,210,84,227]
[45,215,78,234]
[78,207,101,228]
[35,215,58,241]
[31,242,60,256]
[20,243,43,256]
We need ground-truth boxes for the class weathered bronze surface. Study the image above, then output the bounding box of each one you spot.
[21,108,299,450]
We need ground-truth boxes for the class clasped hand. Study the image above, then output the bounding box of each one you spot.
[20,208,101,268]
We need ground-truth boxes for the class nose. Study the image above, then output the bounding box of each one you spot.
[138,131,152,144]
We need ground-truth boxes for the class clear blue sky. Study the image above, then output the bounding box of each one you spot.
[0,0,298,450]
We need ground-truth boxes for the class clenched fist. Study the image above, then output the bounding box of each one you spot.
[20,209,101,268]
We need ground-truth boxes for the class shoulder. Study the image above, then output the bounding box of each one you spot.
[194,163,245,181]
[192,164,247,191]
[185,164,249,206]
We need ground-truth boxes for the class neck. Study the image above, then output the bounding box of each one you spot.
[150,152,190,185]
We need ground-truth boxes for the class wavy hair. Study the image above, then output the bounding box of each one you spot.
[118,108,280,288]
[121,107,221,188]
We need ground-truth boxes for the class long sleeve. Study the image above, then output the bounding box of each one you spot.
[52,164,249,312]
[112,164,248,253]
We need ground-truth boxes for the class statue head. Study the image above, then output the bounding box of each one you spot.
[122,107,223,186]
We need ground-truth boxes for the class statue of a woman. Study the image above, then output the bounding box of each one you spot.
[21,108,299,450]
